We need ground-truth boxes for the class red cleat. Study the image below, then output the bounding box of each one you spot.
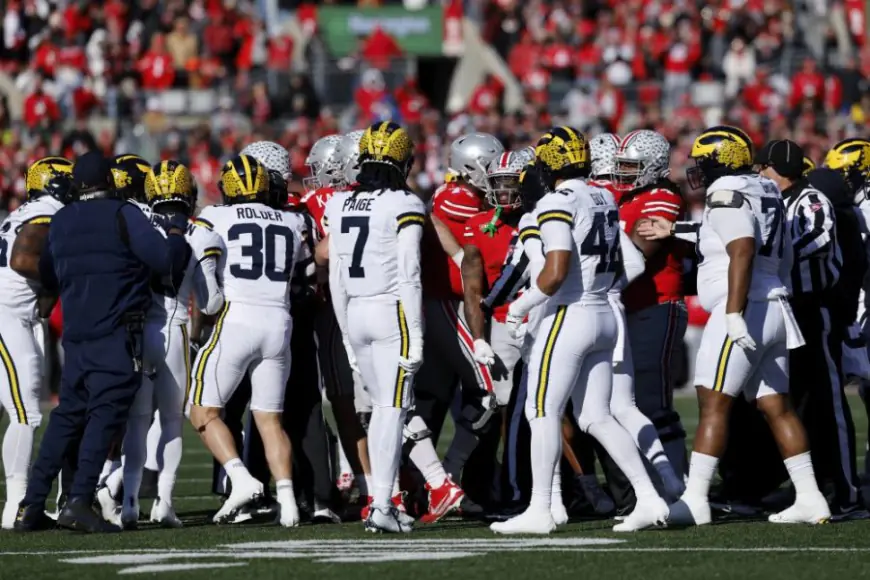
[419,477,465,524]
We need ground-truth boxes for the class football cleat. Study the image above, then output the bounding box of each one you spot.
[551,494,569,526]
[490,508,556,535]
[277,500,300,528]
[612,497,669,532]
[364,506,413,534]
[95,485,122,527]
[312,499,342,524]
[419,477,465,524]
[213,478,264,524]
[150,498,183,528]
[769,496,831,525]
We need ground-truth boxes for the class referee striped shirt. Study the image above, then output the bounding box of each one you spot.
[784,181,842,297]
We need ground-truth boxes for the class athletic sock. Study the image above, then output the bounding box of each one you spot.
[223,458,254,487]
[408,438,447,488]
[144,417,162,472]
[156,414,183,502]
[528,415,560,512]
[122,413,151,512]
[587,416,660,500]
[685,452,718,500]
[784,452,822,499]
[98,459,115,486]
[368,406,406,509]
[551,463,563,505]
[105,463,124,498]
[2,423,34,481]
[276,479,296,507]
[338,442,352,475]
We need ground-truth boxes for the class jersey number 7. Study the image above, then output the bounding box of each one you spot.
[0,237,7,268]
[341,216,369,278]
[759,197,784,258]
[228,223,294,282]
[581,210,621,273]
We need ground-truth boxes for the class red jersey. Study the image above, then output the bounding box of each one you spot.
[301,186,337,239]
[617,183,685,313]
[462,210,519,323]
[422,182,483,300]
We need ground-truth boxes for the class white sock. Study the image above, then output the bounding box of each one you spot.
[223,458,253,487]
[144,417,162,472]
[276,479,296,507]
[354,473,369,496]
[105,462,123,498]
[586,416,659,500]
[4,475,27,512]
[98,458,116,486]
[551,463,563,505]
[408,438,447,488]
[393,473,401,496]
[365,474,374,497]
[338,442,352,475]
[2,423,34,483]
[685,451,718,500]
[368,405,406,508]
[122,413,151,511]
[784,452,822,498]
[156,413,183,502]
[528,416,560,512]
[614,406,674,473]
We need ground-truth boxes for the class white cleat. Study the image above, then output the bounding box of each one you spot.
[150,498,183,528]
[364,506,413,533]
[551,498,569,526]
[213,479,264,524]
[769,496,831,525]
[612,497,669,532]
[490,509,557,535]
[278,500,300,528]
[667,494,712,527]
[96,486,122,527]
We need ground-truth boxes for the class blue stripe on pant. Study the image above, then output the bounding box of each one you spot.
[501,360,529,505]
[23,327,141,506]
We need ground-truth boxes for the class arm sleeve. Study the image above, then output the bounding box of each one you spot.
[618,229,646,284]
[327,232,351,339]
[37,234,58,293]
[119,203,191,278]
[791,194,834,258]
[192,256,225,315]
[396,207,425,341]
[707,205,755,245]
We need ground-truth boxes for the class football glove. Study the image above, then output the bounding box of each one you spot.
[725,312,756,351]
[505,312,525,341]
[472,339,496,366]
[398,342,423,373]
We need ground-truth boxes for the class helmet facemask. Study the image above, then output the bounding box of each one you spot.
[485,173,522,210]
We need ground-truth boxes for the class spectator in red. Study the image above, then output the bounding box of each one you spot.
[662,19,701,109]
[789,58,825,110]
[354,68,388,120]
[596,75,626,132]
[468,74,504,115]
[23,76,60,130]
[33,37,59,78]
[268,34,294,72]
[138,33,175,91]
[508,32,541,79]
[71,80,100,119]
[743,67,780,115]
[542,31,574,82]
[361,26,403,70]
[395,78,428,125]
[203,10,235,70]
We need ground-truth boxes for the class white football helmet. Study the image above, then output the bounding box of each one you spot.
[589,133,621,180]
[615,130,670,190]
[304,135,342,191]
[240,141,291,181]
[485,148,535,209]
[449,133,505,190]
[329,130,365,187]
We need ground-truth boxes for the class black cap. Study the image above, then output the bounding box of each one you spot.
[755,139,805,180]
[72,151,112,195]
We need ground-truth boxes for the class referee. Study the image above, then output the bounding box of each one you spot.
[757,140,865,520]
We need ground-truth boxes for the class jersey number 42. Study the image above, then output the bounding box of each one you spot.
[581,210,621,273]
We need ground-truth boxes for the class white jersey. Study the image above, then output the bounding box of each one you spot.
[0,195,64,319]
[146,216,225,325]
[517,212,546,341]
[324,188,426,300]
[534,178,620,306]
[197,202,303,310]
[696,174,791,312]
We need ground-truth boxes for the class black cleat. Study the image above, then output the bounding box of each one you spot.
[13,504,57,532]
[57,497,122,533]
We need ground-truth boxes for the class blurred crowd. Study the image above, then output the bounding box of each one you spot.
[0,0,868,218]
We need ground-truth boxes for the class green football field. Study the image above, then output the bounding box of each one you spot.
[2,395,870,579]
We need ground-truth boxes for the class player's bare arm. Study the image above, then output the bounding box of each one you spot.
[725,237,755,315]
[537,250,571,295]
[314,235,329,267]
[461,244,487,340]
[430,213,463,265]
[10,223,49,282]
[36,290,57,319]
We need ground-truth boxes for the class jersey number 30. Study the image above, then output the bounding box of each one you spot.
[341,216,369,278]
[228,223,294,282]
[581,210,621,273]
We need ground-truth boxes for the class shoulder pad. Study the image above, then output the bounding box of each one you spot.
[706,190,746,209]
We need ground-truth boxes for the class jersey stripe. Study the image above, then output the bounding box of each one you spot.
[397,212,425,233]
[23,215,52,226]
[181,324,191,411]
[519,227,540,243]
[394,301,410,408]
[712,336,734,393]
[194,218,214,230]
[202,247,223,259]
[0,330,25,424]
[192,301,230,406]
[535,306,567,418]
[537,210,573,226]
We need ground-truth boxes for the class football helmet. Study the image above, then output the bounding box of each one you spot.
[589,133,621,180]
[241,141,292,209]
[25,156,74,203]
[218,154,269,205]
[485,148,535,209]
[303,135,341,191]
[534,126,591,186]
[824,138,870,195]
[449,133,505,191]
[615,130,671,190]
[686,125,753,190]
[111,154,151,202]
[329,130,365,187]
[145,160,197,211]
[802,156,815,177]
[358,121,415,178]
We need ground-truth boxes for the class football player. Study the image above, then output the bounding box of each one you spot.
[491,127,668,535]
[613,130,688,492]
[188,154,305,527]
[0,157,74,529]
[640,126,830,525]
[323,121,425,533]
[112,154,152,214]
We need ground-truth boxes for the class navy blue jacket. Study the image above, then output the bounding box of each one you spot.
[39,199,191,341]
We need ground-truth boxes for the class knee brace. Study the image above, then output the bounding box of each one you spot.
[403,414,432,442]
